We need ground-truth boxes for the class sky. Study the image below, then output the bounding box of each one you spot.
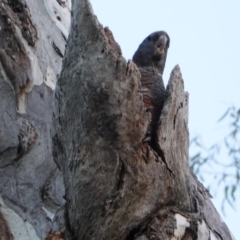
[90,0,240,238]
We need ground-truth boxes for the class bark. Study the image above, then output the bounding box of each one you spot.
[0,0,70,239]
[0,0,235,240]
[52,0,235,240]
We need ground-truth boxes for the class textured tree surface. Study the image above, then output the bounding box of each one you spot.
[52,0,234,240]
[0,0,70,239]
[0,0,235,239]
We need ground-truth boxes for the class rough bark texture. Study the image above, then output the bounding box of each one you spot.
[52,0,234,240]
[0,0,235,239]
[0,0,70,239]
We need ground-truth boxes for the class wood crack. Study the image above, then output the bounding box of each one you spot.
[116,158,125,191]
[173,102,183,129]
[52,41,64,58]
[153,144,173,174]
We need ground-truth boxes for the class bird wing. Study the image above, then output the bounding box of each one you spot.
[138,66,166,110]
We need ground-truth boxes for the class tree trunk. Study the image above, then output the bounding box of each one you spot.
[52,0,235,240]
[0,0,235,240]
[0,0,70,239]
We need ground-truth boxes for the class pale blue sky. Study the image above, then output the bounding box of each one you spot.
[91,0,240,238]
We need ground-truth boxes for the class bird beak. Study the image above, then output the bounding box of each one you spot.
[155,35,168,54]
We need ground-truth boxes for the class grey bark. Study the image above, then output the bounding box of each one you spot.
[0,0,235,240]
[0,0,69,239]
[52,0,235,240]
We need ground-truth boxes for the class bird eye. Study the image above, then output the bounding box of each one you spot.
[147,36,151,41]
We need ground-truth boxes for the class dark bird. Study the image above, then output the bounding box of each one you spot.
[132,31,170,147]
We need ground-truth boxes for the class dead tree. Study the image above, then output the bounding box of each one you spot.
[52,0,235,240]
[0,0,235,239]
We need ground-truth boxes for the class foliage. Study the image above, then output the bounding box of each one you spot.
[190,106,240,210]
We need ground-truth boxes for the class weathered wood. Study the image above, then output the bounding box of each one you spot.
[52,0,234,239]
[0,0,235,239]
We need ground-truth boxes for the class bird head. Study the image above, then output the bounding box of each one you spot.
[132,31,170,75]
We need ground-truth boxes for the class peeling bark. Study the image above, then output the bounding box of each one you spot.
[0,211,13,240]
[0,0,70,239]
